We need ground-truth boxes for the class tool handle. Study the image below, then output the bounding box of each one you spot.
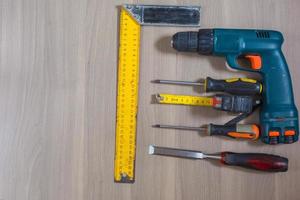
[209,124,259,140]
[220,152,288,172]
[206,77,262,95]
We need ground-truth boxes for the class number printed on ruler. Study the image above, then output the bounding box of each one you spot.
[158,94,213,106]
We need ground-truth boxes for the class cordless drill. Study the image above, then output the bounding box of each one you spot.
[171,28,298,144]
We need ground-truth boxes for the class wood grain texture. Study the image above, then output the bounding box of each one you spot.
[0,0,299,199]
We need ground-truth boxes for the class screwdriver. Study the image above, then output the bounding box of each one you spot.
[153,124,260,140]
[153,77,262,95]
[149,145,288,172]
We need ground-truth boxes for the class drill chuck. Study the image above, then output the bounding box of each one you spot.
[171,29,214,54]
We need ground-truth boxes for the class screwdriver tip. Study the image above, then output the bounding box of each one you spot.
[151,80,161,83]
[152,124,161,128]
[148,145,155,154]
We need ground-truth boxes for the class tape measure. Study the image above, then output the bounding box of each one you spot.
[114,8,140,183]
[156,94,213,106]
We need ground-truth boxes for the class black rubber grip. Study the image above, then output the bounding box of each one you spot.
[221,152,288,172]
[143,7,200,25]
[206,77,261,95]
[209,124,236,136]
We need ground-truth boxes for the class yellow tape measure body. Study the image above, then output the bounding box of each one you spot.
[115,8,140,183]
[156,94,213,106]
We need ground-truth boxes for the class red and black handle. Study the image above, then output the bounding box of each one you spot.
[220,152,288,172]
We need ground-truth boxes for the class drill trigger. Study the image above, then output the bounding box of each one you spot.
[226,54,258,72]
[245,55,262,70]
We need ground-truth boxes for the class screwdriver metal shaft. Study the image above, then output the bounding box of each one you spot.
[153,124,206,132]
[152,79,204,86]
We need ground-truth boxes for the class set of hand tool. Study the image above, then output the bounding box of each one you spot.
[149,26,299,173]
[115,4,298,182]
[153,28,298,144]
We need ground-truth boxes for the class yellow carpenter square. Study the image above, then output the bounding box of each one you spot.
[114,8,140,183]
[156,94,213,106]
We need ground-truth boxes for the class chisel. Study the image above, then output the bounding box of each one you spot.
[153,77,262,95]
[149,145,288,172]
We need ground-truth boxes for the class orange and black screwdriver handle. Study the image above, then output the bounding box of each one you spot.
[209,124,260,140]
[220,152,288,172]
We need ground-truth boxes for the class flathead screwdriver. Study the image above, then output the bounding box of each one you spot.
[149,145,288,172]
[153,77,262,95]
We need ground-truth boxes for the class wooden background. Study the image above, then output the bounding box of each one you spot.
[0,0,299,199]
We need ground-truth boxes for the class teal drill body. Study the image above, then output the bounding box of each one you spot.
[172,28,299,144]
